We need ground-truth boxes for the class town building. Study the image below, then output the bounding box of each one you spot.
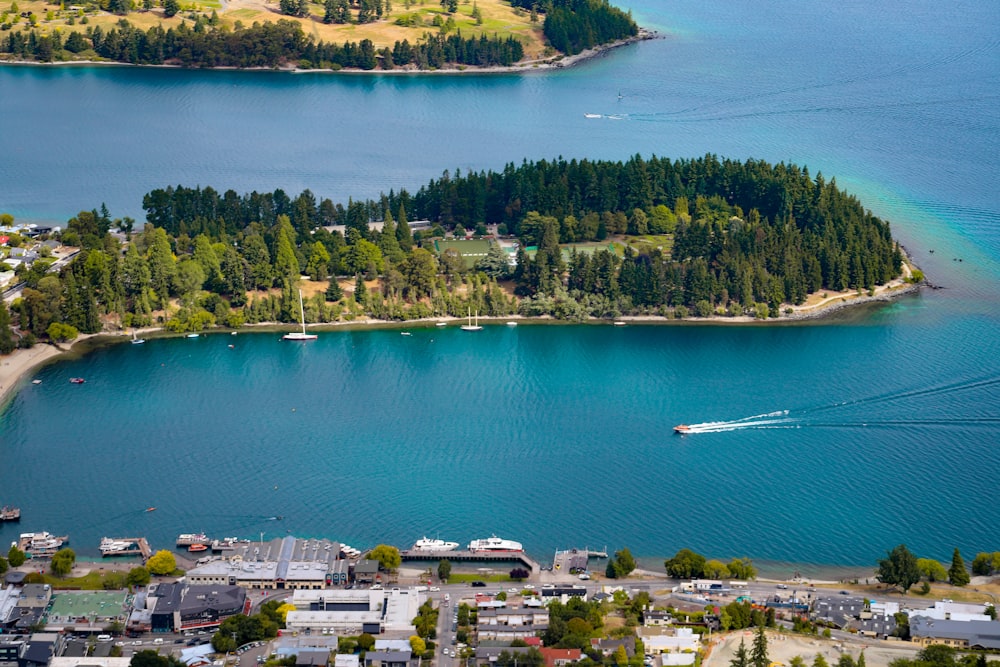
[476,607,549,641]
[184,537,347,590]
[538,648,581,667]
[283,589,421,636]
[909,617,1000,649]
[135,582,247,633]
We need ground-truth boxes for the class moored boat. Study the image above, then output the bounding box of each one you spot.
[100,537,139,556]
[176,532,210,546]
[188,543,209,552]
[17,531,69,557]
[467,535,523,552]
[0,506,21,521]
[283,289,318,340]
[412,537,460,552]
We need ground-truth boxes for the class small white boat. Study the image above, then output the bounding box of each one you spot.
[31,379,42,385]
[401,332,412,336]
[613,321,626,326]
[186,333,200,338]
[435,322,447,328]
[131,329,145,344]
[584,113,602,119]
[506,321,518,327]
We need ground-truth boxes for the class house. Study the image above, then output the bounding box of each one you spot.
[476,607,549,641]
[909,601,992,623]
[538,648,581,667]
[362,651,415,667]
[335,656,360,667]
[909,617,1000,649]
[644,610,673,627]
[539,587,588,604]
[637,628,699,654]
[590,637,635,658]
[812,597,867,629]
[353,560,380,585]
[18,634,58,667]
[292,649,332,667]
[50,659,133,667]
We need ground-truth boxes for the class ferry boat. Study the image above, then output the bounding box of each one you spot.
[673,424,691,434]
[176,533,210,546]
[100,538,138,556]
[17,531,69,557]
[411,537,460,552]
[0,506,20,521]
[467,535,523,553]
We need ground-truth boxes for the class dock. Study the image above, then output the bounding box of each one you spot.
[553,547,608,573]
[400,549,540,575]
[100,537,152,560]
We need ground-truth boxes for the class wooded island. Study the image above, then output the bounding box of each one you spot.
[0,154,913,349]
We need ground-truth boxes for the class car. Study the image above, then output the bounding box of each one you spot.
[471,581,486,587]
[429,586,440,592]
[132,641,143,646]
[806,587,817,592]
[777,584,788,589]
[371,584,383,590]
[839,590,850,595]
[508,587,518,593]
[523,584,536,590]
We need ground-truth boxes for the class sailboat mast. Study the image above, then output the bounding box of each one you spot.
[299,289,307,334]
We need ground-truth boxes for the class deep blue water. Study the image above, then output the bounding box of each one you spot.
[1,0,999,567]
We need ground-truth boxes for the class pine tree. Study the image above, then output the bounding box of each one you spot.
[353,274,367,306]
[730,639,749,667]
[325,279,343,302]
[948,548,970,587]
[396,204,413,251]
[750,626,769,667]
[0,300,15,354]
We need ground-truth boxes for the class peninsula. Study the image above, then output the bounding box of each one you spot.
[0,0,645,70]
[0,154,921,378]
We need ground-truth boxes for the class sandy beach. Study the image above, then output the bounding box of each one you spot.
[0,343,65,409]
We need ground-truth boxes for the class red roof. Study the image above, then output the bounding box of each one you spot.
[539,648,582,667]
[0,236,8,245]
[524,637,543,647]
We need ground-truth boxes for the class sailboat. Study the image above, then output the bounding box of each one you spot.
[131,329,145,344]
[461,307,483,331]
[283,289,318,341]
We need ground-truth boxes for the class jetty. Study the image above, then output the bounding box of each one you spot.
[553,547,608,573]
[100,537,152,560]
[400,549,540,576]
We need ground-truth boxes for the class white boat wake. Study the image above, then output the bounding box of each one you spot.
[679,410,794,434]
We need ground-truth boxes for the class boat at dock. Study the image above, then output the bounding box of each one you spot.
[673,424,691,434]
[461,308,483,331]
[176,532,210,546]
[100,537,140,556]
[412,537,460,552]
[0,506,20,521]
[17,531,69,557]
[210,537,248,551]
[468,535,523,553]
[188,543,209,553]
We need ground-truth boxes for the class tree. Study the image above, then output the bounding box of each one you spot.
[665,548,706,579]
[948,548,970,587]
[728,557,757,580]
[7,545,26,568]
[147,549,177,575]
[50,547,76,576]
[325,279,343,302]
[162,0,178,16]
[917,558,948,583]
[132,651,188,667]
[750,626,769,667]
[730,639,749,667]
[0,300,15,354]
[368,544,401,571]
[357,633,376,651]
[409,636,426,655]
[0,556,7,575]
[814,655,829,667]
[437,559,451,581]
[606,548,636,579]
[877,544,920,593]
[509,568,529,581]
[127,566,151,587]
[476,243,511,278]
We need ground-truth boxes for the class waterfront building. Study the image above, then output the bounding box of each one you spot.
[132,582,247,633]
[185,537,345,590]
[909,617,1000,649]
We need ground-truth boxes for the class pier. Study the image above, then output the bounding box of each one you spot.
[552,547,608,573]
[100,537,152,561]
[400,550,540,575]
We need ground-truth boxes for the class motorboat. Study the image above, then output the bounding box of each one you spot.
[412,537,460,552]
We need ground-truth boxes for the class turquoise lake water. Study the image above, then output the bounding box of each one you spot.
[1,0,999,567]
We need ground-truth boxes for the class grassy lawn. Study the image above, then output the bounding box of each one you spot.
[625,234,674,255]
[4,0,544,58]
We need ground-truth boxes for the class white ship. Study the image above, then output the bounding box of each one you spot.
[412,537,460,552]
[100,538,138,556]
[467,535,523,553]
[16,531,69,557]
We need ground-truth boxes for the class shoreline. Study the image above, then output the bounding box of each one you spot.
[0,29,658,75]
[0,274,922,411]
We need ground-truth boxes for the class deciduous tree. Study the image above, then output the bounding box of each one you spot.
[147,550,177,575]
[877,544,919,593]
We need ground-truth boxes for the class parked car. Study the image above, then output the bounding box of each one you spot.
[471,581,486,587]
